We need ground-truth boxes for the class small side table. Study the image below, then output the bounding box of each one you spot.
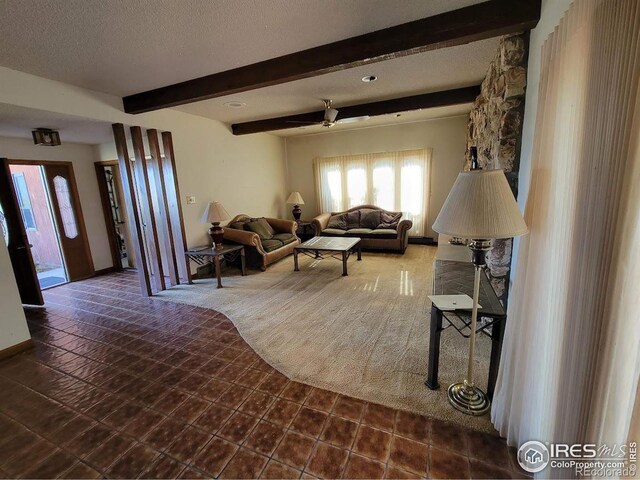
[295,221,315,241]
[185,245,246,288]
[426,260,506,400]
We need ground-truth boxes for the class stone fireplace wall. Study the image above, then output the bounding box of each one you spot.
[465,33,528,302]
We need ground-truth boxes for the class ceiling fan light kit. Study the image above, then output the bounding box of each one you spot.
[285,99,372,129]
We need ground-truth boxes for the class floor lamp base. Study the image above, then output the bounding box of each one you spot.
[447,382,491,416]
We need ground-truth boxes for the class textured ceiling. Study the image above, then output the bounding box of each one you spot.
[177,38,497,125]
[0,104,114,145]
[0,0,494,132]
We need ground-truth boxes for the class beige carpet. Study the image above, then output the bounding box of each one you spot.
[158,245,495,433]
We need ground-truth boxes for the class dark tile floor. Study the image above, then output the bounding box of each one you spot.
[0,272,530,479]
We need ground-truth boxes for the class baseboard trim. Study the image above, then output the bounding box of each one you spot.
[0,339,33,361]
[94,266,119,276]
[409,237,437,245]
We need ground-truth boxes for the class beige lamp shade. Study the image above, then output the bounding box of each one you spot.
[286,192,305,205]
[201,201,231,224]
[433,169,528,239]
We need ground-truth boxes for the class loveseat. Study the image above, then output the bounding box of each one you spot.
[312,205,412,253]
[223,215,300,270]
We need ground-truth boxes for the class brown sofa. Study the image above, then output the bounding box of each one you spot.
[312,205,412,253]
[223,214,300,270]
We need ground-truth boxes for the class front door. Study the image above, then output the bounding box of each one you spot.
[42,163,94,280]
[0,158,43,305]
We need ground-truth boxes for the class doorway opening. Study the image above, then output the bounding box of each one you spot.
[1,158,95,305]
[7,164,68,289]
[95,161,136,271]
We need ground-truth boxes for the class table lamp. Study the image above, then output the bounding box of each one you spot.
[286,192,305,221]
[201,201,231,249]
[432,168,528,415]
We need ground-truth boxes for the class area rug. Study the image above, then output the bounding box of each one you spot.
[157,245,495,433]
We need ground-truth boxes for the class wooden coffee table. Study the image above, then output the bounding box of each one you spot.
[294,236,361,276]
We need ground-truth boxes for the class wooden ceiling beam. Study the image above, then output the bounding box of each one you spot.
[122,0,540,114]
[231,85,481,135]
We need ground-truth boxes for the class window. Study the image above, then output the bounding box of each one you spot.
[53,176,78,239]
[314,149,431,236]
[11,173,37,230]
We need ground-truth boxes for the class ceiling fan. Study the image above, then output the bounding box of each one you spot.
[287,99,370,129]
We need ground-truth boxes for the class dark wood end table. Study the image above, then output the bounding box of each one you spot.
[425,260,506,400]
[294,236,362,276]
[185,244,246,288]
[295,221,315,241]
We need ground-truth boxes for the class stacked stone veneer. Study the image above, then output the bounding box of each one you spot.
[465,33,528,302]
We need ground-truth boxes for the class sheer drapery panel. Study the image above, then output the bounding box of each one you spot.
[491,0,640,470]
[313,149,431,237]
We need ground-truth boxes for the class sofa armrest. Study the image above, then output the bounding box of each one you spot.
[397,219,413,237]
[223,229,265,254]
[312,213,331,235]
[266,218,297,234]
[397,219,413,250]
[398,220,413,238]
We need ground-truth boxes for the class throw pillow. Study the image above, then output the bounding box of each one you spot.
[327,214,347,230]
[229,221,247,230]
[360,209,382,229]
[345,210,361,229]
[246,217,275,240]
[377,211,402,229]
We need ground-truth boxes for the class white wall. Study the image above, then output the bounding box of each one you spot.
[284,115,468,239]
[0,240,30,351]
[0,136,113,270]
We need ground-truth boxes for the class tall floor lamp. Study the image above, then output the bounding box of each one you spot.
[433,169,528,415]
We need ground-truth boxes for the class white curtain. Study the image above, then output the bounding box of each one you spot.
[313,149,431,236]
[492,0,640,462]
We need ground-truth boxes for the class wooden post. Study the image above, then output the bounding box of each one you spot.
[161,132,192,284]
[147,129,179,286]
[111,124,152,296]
[130,126,165,292]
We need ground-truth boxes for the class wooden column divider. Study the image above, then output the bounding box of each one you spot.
[111,124,152,296]
[161,132,192,284]
[130,126,165,293]
[146,129,179,286]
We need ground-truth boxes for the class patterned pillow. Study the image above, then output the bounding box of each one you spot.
[327,214,347,230]
[229,221,247,230]
[246,218,275,240]
[377,212,402,229]
[360,209,382,229]
[345,210,361,229]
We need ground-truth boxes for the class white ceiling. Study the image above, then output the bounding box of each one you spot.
[176,38,496,125]
[0,104,114,145]
[0,0,495,134]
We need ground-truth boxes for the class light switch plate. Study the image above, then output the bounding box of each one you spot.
[186,195,196,204]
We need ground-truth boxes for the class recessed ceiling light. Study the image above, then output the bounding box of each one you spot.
[223,101,246,108]
[362,75,378,83]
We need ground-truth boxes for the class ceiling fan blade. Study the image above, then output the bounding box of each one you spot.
[325,108,339,123]
[336,115,370,124]
[285,120,322,125]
